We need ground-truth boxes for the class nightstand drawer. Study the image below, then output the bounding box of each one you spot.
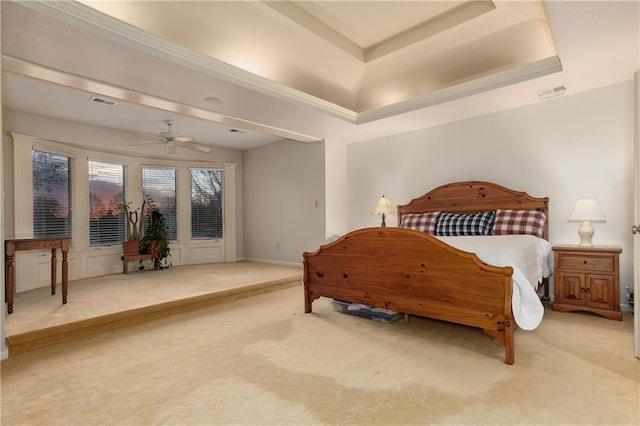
[556,254,613,272]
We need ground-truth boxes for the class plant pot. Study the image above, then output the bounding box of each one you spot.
[122,240,141,255]
[149,240,161,254]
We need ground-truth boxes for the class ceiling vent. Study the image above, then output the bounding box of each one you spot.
[537,85,566,100]
[90,96,118,106]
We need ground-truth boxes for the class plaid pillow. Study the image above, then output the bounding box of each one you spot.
[493,209,546,238]
[435,210,496,236]
[400,212,441,234]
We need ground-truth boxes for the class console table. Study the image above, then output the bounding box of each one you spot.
[5,237,70,314]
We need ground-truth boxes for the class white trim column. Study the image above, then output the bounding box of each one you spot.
[1,28,7,358]
[224,162,237,262]
[11,133,36,239]
[9,133,38,294]
[633,70,639,358]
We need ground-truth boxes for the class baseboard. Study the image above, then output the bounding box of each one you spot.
[242,257,303,268]
[620,302,634,313]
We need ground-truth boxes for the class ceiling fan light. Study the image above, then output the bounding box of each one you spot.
[166,143,177,155]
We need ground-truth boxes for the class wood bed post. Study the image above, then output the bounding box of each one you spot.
[503,270,514,365]
[504,322,514,365]
[304,287,314,313]
[302,256,318,313]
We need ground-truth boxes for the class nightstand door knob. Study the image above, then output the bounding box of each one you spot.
[580,287,586,293]
[632,224,640,234]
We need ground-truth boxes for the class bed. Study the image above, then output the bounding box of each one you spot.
[302,181,551,364]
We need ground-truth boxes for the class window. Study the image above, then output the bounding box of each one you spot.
[33,150,73,239]
[88,160,125,246]
[142,167,177,240]
[190,169,223,239]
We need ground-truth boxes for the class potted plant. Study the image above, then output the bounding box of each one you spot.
[141,206,171,268]
[117,197,147,255]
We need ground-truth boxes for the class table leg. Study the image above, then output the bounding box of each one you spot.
[62,249,68,304]
[6,254,14,314]
[51,248,57,296]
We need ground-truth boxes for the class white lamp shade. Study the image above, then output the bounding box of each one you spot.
[372,196,394,216]
[568,199,606,223]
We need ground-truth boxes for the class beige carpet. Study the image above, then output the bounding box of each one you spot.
[2,280,639,425]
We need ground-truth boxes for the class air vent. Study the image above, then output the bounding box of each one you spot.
[90,96,118,106]
[537,85,566,100]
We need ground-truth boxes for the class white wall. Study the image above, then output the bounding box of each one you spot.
[347,81,634,305]
[242,139,325,264]
[324,138,348,240]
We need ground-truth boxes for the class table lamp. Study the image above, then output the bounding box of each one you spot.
[372,195,394,227]
[568,198,606,247]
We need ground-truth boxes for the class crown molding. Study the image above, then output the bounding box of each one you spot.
[20,0,358,123]
[356,56,563,124]
[21,1,562,127]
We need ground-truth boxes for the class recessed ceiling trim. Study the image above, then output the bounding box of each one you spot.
[264,1,496,64]
[364,1,496,62]
[263,1,365,61]
[356,55,563,124]
[2,55,322,143]
[21,0,358,123]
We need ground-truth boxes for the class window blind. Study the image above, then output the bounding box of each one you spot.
[190,169,224,239]
[33,150,73,239]
[89,160,125,246]
[142,167,177,241]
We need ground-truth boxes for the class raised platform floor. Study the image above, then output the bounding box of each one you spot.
[4,261,302,356]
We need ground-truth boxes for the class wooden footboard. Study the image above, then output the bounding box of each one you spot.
[303,227,515,364]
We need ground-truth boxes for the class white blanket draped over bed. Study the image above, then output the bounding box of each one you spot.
[437,235,553,331]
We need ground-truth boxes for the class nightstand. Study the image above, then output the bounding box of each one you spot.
[552,245,622,320]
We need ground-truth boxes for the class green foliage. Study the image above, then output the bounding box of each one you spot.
[141,206,172,268]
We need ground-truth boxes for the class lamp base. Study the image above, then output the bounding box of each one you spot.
[578,220,594,247]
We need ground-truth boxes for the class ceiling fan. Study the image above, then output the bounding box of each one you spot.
[135,119,211,154]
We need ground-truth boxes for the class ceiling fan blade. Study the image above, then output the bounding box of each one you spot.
[131,140,164,146]
[175,136,198,143]
[139,132,164,141]
[176,140,211,153]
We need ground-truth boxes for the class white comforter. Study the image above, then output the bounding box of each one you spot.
[437,235,553,330]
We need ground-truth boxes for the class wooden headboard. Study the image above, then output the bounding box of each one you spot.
[397,181,549,240]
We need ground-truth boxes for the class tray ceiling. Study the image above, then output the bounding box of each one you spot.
[74,0,560,121]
